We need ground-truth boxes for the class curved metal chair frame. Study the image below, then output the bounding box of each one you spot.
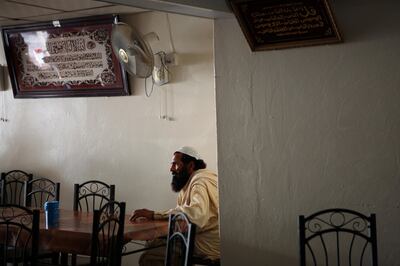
[90,201,125,266]
[299,208,378,266]
[165,212,196,266]
[0,204,40,265]
[70,181,115,266]
[73,180,115,212]
[24,177,60,209]
[1,170,33,205]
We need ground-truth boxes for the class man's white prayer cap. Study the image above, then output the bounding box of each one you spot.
[175,146,201,160]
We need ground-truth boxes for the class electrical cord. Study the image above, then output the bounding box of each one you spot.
[166,14,176,53]
[145,51,169,98]
[144,75,155,97]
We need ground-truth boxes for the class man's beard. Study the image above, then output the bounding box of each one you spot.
[171,168,191,192]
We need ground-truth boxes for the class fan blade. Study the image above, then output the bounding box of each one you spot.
[111,22,154,78]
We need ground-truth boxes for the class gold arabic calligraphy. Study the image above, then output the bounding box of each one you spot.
[250,3,326,38]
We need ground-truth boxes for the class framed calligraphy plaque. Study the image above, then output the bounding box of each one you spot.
[1,15,129,98]
[227,0,342,51]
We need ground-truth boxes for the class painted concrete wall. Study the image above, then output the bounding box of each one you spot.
[215,1,400,265]
[0,12,216,265]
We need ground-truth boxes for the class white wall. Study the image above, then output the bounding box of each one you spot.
[215,1,400,265]
[0,12,216,265]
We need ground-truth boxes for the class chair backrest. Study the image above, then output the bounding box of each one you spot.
[24,177,60,209]
[299,208,378,266]
[90,201,125,266]
[73,180,115,212]
[165,212,196,266]
[0,204,40,265]
[1,170,33,205]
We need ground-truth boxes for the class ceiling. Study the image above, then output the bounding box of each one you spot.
[0,0,146,27]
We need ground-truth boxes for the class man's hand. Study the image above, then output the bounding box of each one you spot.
[130,208,155,223]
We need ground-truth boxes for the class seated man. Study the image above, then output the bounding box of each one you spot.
[130,146,220,266]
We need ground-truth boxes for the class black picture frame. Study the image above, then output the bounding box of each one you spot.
[227,0,342,51]
[2,15,129,98]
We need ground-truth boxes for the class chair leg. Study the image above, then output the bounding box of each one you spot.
[60,253,68,265]
[71,254,77,266]
[51,252,60,264]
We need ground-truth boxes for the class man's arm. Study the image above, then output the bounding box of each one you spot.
[153,209,173,220]
[130,208,173,222]
[173,183,210,228]
[130,182,212,225]
[129,208,154,222]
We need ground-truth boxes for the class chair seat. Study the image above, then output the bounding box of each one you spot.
[1,248,56,265]
[75,257,111,266]
[37,250,60,264]
[1,246,31,262]
[192,256,220,266]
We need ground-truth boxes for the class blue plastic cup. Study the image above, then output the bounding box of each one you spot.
[44,201,59,229]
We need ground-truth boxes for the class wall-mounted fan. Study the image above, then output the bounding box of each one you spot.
[111,22,154,78]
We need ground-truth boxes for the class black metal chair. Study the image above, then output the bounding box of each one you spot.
[24,177,60,208]
[1,170,33,205]
[0,204,40,266]
[73,180,115,212]
[165,212,196,266]
[23,178,60,264]
[89,201,125,266]
[164,212,220,266]
[299,208,378,266]
[70,180,115,266]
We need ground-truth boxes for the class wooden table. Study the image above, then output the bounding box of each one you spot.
[39,209,168,256]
